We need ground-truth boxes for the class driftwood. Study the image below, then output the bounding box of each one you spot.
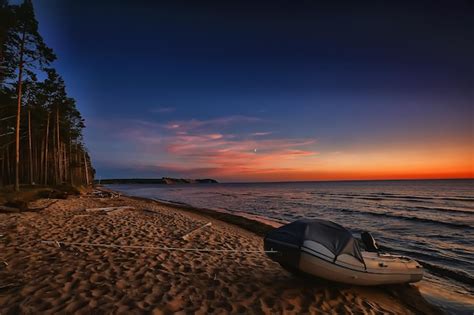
[25,200,59,212]
[142,209,156,214]
[0,282,20,290]
[181,222,212,240]
[85,206,134,213]
[0,206,20,213]
[89,190,121,199]
[0,200,58,213]
[110,192,121,199]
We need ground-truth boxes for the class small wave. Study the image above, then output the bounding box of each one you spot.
[260,195,280,199]
[386,205,474,217]
[358,197,385,201]
[374,196,431,203]
[420,261,474,288]
[411,206,474,216]
[213,192,238,198]
[381,195,433,200]
[371,193,474,202]
[333,194,430,203]
[376,244,474,288]
[332,192,474,203]
[337,208,473,229]
[151,197,192,207]
[439,197,474,202]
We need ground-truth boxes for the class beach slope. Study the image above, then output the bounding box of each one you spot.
[0,192,441,314]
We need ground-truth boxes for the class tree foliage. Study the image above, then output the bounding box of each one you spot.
[1,0,94,188]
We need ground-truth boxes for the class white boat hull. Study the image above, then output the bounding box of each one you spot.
[299,248,423,286]
[266,239,424,286]
[264,219,424,286]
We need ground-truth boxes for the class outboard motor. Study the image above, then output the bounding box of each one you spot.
[361,231,379,252]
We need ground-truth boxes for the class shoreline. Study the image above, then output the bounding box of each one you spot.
[109,186,474,314]
[100,187,448,314]
[0,188,445,314]
[127,195,281,236]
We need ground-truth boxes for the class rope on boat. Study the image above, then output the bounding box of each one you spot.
[41,240,279,254]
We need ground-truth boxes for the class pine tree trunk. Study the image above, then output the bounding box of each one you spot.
[68,140,73,185]
[77,144,80,185]
[14,27,26,191]
[56,108,61,183]
[1,149,5,186]
[83,150,89,186]
[77,145,81,185]
[44,112,50,185]
[40,132,44,183]
[34,134,38,184]
[28,108,33,185]
[52,113,56,184]
[62,142,66,183]
[6,145,11,185]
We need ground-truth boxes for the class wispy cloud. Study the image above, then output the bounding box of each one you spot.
[88,115,320,180]
[155,125,318,175]
[251,132,272,136]
[88,114,474,181]
[164,115,261,132]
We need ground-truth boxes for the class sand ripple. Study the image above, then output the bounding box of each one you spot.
[0,195,430,314]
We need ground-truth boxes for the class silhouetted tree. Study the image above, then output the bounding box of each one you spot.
[0,1,94,189]
[3,0,55,190]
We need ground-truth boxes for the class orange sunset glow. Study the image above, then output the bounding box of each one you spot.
[88,116,473,182]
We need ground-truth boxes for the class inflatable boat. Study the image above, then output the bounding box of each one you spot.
[264,219,423,286]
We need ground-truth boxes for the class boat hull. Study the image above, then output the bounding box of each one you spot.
[299,250,423,286]
[265,238,423,286]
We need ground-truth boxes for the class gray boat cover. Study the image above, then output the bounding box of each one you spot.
[265,219,364,263]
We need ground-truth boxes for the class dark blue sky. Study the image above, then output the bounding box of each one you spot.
[32,1,473,181]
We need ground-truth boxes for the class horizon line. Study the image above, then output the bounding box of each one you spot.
[97,177,474,184]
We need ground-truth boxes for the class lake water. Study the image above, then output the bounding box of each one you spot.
[107,179,474,313]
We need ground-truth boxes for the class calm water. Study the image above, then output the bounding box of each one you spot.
[108,179,474,311]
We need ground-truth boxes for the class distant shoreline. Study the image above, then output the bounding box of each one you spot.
[100,177,473,185]
[96,177,218,185]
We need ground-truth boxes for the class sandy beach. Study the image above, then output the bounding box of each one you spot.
[0,190,443,314]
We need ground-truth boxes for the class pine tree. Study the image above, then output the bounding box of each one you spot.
[3,0,55,191]
[0,1,94,189]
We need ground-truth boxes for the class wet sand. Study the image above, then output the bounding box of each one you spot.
[0,191,442,314]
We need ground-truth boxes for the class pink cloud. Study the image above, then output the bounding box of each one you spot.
[89,116,319,179]
[251,132,272,136]
[163,133,318,173]
[207,133,223,139]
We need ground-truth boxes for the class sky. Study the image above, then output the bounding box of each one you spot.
[32,0,473,182]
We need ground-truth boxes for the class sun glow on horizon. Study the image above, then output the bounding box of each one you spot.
[88,116,474,181]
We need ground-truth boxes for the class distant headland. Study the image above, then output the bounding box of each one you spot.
[96,178,219,185]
